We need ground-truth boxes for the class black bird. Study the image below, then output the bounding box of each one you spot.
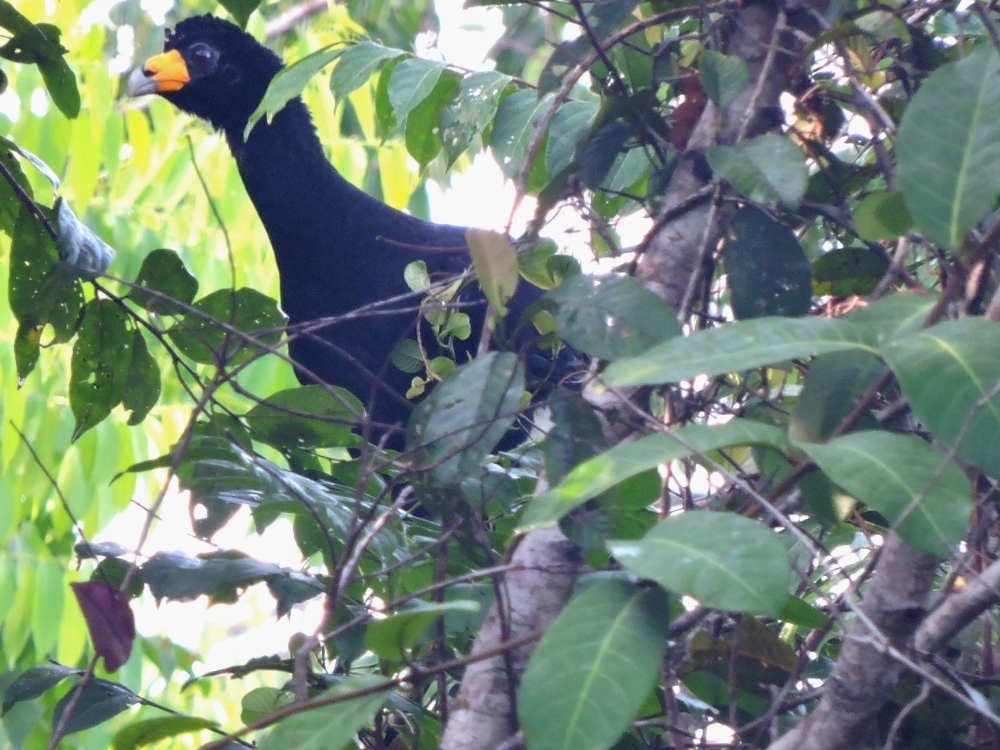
[127,15,573,447]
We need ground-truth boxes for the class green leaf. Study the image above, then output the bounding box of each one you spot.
[722,205,811,319]
[608,511,792,616]
[131,248,199,315]
[777,596,829,628]
[255,675,390,750]
[246,45,341,140]
[391,339,424,373]
[789,350,886,443]
[466,228,519,315]
[706,134,808,207]
[440,70,511,166]
[70,299,133,441]
[847,292,937,345]
[405,68,460,169]
[122,329,161,426]
[2,665,80,716]
[896,44,1000,248]
[0,4,80,117]
[365,600,481,660]
[798,431,973,557]
[218,0,263,28]
[811,247,889,297]
[408,351,525,486]
[882,318,1000,479]
[491,90,553,179]
[388,58,446,122]
[245,385,364,449]
[545,274,680,360]
[698,50,748,110]
[546,101,598,177]
[112,716,218,750]
[851,191,914,241]
[53,679,139,735]
[8,205,84,379]
[518,580,669,750]
[603,316,877,388]
[519,420,789,530]
[167,288,287,367]
[329,41,405,101]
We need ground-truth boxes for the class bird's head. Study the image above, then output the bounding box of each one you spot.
[127,15,282,136]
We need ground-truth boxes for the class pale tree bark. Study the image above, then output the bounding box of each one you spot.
[439,527,581,750]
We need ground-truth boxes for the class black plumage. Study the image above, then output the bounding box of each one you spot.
[127,15,573,446]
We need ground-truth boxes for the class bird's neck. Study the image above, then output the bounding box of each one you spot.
[224,98,379,263]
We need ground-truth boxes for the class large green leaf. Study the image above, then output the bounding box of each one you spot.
[491,90,553,179]
[799,431,972,557]
[388,58,446,121]
[404,68,460,168]
[603,316,877,388]
[255,676,390,750]
[896,44,1000,248]
[545,274,680,360]
[722,205,811,319]
[519,420,788,530]
[698,50,748,110]
[439,70,511,166]
[608,511,792,616]
[245,385,364,449]
[546,100,598,177]
[69,299,133,440]
[518,580,669,750]
[706,134,808,207]
[408,352,525,486]
[246,45,342,139]
[882,318,1000,479]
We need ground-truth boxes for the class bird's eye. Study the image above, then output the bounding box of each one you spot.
[188,43,216,68]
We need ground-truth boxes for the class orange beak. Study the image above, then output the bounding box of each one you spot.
[126,49,190,96]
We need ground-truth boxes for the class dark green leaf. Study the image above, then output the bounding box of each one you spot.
[896,44,1000,247]
[578,119,631,189]
[245,384,364,449]
[608,511,792,616]
[52,679,139,735]
[799,431,973,557]
[811,247,889,297]
[546,274,680,360]
[851,191,914,241]
[440,71,511,166]
[140,550,284,602]
[246,45,341,139]
[122,329,161,426]
[789,350,886,443]
[329,41,405,101]
[167,288,287,367]
[408,351,525,485]
[70,299,133,440]
[519,581,669,750]
[365,600,481,660]
[218,0,262,28]
[545,101,598,177]
[723,205,811,319]
[131,248,199,314]
[405,68,460,168]
[491,90,553,179]
[2,665,81,716]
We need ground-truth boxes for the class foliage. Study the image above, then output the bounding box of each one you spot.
[1,0,1000,748]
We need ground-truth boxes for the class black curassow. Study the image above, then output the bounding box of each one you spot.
[127,15,577,448]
